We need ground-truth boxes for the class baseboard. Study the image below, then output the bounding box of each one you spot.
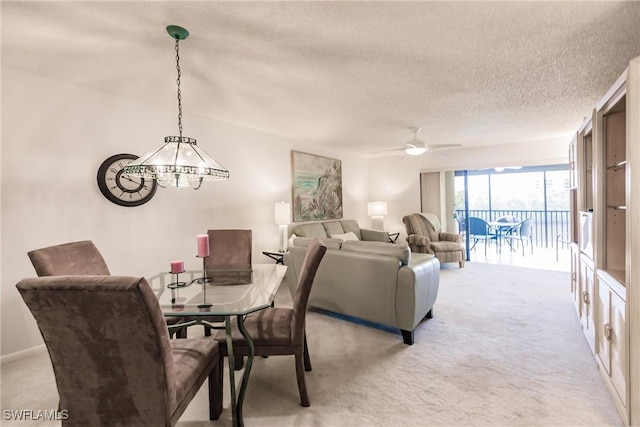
[1,344,46,366]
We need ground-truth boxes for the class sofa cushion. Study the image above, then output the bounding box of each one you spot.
[339,220,363,240]
[322,221,345,237]
[330,232,359,241]
[341,241,411,266]
[293,223,328,239]
[431,241,464,252]
[293,237,343,250]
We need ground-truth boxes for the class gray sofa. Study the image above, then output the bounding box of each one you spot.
[289,219,389,244]
[284,237,440,345]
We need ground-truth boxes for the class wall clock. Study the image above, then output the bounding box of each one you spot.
[97,154,157,207]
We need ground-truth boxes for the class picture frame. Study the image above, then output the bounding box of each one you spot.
[291,150,343,222]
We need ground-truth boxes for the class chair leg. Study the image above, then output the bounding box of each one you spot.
[295,353,310,407]
[209,355,224,420]
[233,356,244,370]
[303,336,312,372]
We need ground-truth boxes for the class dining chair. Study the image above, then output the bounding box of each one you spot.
[503,218,535,255]
[27,240,111,276]
[467,217,498,255]
[16,275,223,426]
[214,239,327,407]
[27,240,186,338]
[198,229,253,336]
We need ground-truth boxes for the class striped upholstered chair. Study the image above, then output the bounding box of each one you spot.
[403,213,465,268]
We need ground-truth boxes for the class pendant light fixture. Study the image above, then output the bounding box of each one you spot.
[123,25,229,189]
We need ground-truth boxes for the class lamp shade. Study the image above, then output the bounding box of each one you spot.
[367,201,388,217]
[275,201,291,225]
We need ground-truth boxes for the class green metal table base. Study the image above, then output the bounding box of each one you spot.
[167,316,255,427]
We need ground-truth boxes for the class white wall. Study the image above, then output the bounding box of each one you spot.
[0,68,369,356]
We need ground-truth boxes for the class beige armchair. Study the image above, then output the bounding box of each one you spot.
[403,213,465,268]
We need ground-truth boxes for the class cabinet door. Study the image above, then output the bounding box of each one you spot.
[571,245,580,316]
[597,280,611,374]
[609,291,626,402]
[569,136,577,188]
[579,259,596,352]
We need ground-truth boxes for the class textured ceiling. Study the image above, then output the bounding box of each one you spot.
[2,1,640,157]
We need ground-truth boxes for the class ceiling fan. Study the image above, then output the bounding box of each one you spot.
[399,127,463,156]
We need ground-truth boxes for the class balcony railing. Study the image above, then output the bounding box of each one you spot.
[454,209,571,249]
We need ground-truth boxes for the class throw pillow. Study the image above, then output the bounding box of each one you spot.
[331,231,360,241]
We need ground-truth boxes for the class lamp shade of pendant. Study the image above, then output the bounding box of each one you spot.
[125,136,229,189]
[122,25,229,190]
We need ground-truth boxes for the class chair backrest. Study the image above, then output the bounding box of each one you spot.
[421,213,442,233]
[468,217,490,236]
[27,240,110,276]
[519,218,534,237]
[402,213,439,241]
[205,229,252,270]
[496,215,519,223]
[16,275,177,426]
[291,240,327,344]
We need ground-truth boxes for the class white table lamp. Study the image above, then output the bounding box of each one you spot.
[367,201,388,231]
[275,201,291,252]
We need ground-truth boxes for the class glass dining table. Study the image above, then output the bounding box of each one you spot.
[144,263,287,427]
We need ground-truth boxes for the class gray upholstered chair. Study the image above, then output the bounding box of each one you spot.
[205,229,252,269]
[27,240,186,338]
[197,229,253,336]
[16,275,223,426]
[403,213,465,268]
[27,240,111,276]
[205,229,253,285]
[215,240,327,407]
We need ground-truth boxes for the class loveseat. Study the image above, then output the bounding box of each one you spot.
[284,237,440,345]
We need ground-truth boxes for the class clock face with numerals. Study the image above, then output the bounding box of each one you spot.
[97,154,157,207]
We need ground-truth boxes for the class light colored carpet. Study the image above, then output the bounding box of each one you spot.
[1,262,623,426]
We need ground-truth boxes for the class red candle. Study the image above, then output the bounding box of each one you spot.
[170,260,184,274]
[197,234,210,258]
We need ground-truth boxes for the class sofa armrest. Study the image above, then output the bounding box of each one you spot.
[438,232,461,243]
[396,254,440,331]
[360,228,389,242]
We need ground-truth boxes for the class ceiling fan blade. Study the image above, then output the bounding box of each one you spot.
[425,143,463,150]
[370,147,406,155]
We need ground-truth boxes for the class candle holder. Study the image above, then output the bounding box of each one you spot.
[198,260,213,309]
[197,256,213,284]
[167,271,187,289]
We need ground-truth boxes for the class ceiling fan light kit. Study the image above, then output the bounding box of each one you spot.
[401,127,462,156]
[405,142,427,156]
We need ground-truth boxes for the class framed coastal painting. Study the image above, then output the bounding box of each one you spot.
[291,151,343,221]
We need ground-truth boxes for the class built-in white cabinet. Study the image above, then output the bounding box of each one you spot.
[570,243,580,316]
[596,271,627,411]
[568,56,640,425]
[579,254,596,353]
